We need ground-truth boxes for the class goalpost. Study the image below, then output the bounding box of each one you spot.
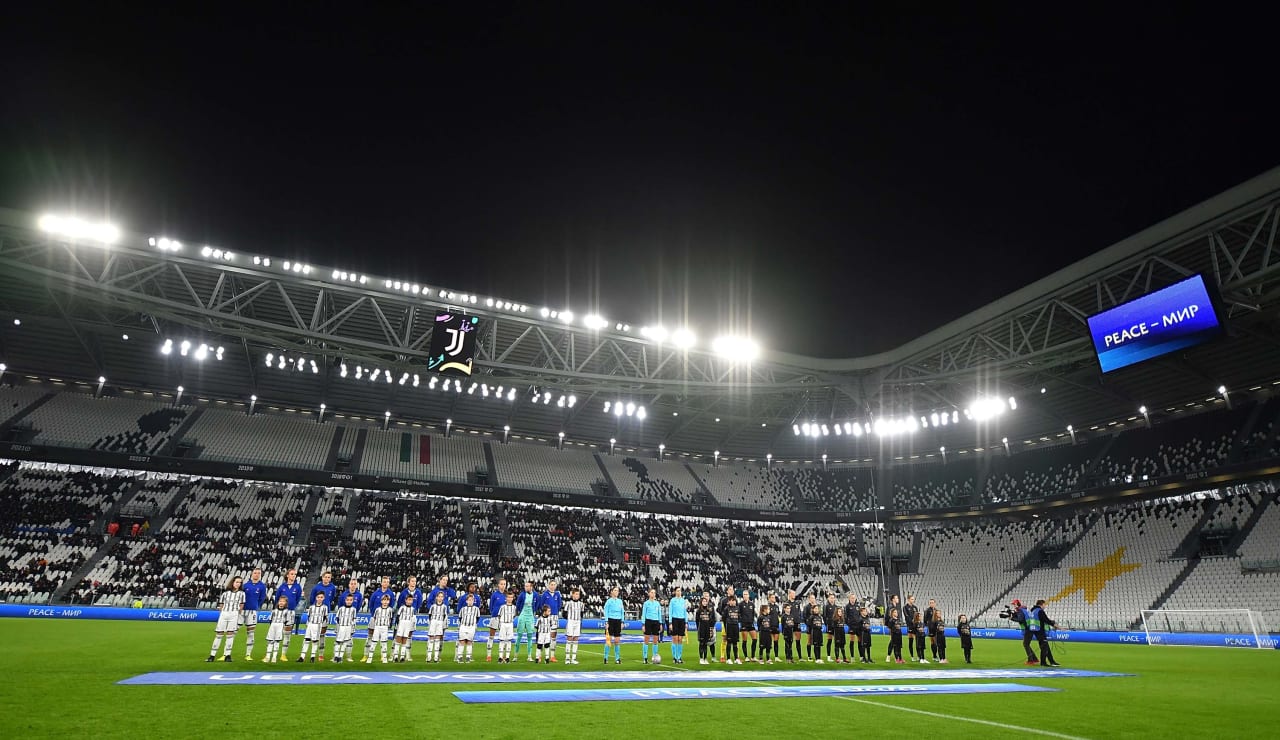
[1140,609,1273,648]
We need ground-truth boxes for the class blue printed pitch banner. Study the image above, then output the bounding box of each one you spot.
[117,667,1128,686]
[6,606,1273,649]
[452,683,1057,703]
[1086,274,1223,373]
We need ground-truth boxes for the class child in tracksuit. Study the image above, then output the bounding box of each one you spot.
[831,608,847,663]
[781,604,798,663]
[958,614,973,663]
[931,607,948,664]
[858,606,873,663]
[807,608,825,664]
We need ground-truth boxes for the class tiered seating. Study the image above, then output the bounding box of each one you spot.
[747,524,858,595]
[1097,405,1251,484]
[620,513,744,602]
[901,517,1087,626]
[27,393,188,454]
[1157,493,1280,631]
[691,464,792,509]
[994,498,1211,630]
[187,409,333,469]
[312,489,352,529]
[892,461,974,509]
[0,530,102,603]
[505,503,623,611]
[984,440,1103,503]
[0,384,47,426]
[600,454,701,502]
[360,430,486,483]
[323,497,479,587]
[792,467,876,511]
[147,480,313,607]
[0,467,129,602]
[491,442,604,495]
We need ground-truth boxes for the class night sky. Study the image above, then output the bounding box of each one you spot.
[2,6,1277,358]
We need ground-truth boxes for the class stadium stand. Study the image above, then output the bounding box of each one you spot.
[690,463,792,509]
[792,466,876,511]
[987,498,1213,630]
[505,502,623,611]
[25,393,188,454]
[891,461,975,510]
[983,440,1105,504]
[901,517,1090,628]
[0,384,47,426]
[490,441,604,495]
[186,408,333,470]
[600,454,701,502]
[0,467,129,603]
[1158,491,1280,631]
[1097,405,1252,484]
[359,429,486,484]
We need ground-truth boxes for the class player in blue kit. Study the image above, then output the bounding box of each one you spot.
[667,586,689,664]
[641,588,663,664]
[397,575,423,611]
[604,586,625,663]
[537,579,563,663]
[485,577,509,662]
[368,576,396,645]
[426,575,455,613]
[240,567,268,660]
[337,577,363,613]
[272,568,303,656]
[308,571,337,621]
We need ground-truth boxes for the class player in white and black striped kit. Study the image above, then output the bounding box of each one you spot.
[207,576,245,662]
[496,590,517,663]
[534,605,556,663]
[425,591,450,662]
[332,592,358,663]
[263,595,295,663]
[393,598,418,662]
[299,593,329,662]
[563,587,585,664]
[364,594,394,664]
[456,593,481,663]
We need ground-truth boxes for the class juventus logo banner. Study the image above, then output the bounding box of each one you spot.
[427,313,479,376]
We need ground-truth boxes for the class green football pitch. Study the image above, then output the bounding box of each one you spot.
[1,618,1276,739]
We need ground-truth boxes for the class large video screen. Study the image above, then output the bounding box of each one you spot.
[1086,274,1223,373]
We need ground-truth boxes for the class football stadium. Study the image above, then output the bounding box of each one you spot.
[4,169,1280,736]
[4,9,1280,740]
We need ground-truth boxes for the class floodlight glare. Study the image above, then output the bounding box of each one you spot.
[671,328,696,349]
[38,213,120,244]
[712,335,759,362]
[636,406,646,420]
[583,314,608,330]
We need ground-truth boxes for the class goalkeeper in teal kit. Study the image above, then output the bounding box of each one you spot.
[515,581,538,661]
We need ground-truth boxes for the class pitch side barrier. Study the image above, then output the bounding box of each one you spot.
[4,605,1276,648]
[4,440,1280,523]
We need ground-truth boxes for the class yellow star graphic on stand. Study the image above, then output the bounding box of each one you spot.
[1047,547,1142,605]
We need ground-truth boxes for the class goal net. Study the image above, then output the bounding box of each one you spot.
[1140,609,1273,648]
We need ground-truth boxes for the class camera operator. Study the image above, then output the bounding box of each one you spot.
[1004,598,1060,666]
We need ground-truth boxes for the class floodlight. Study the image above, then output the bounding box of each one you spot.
[671,328,696,349]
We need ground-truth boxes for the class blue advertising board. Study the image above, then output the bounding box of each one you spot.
[1086,274,1222,373]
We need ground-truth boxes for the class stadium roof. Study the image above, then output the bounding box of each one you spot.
[2,166,1280,461]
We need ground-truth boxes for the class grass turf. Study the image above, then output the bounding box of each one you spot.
[0,618,1275,738]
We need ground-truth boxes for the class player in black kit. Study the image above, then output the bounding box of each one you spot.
[931,606,948,663]
[738,591,757,662]
[923,598,939,660]
[903,594,922,662]
[757,604,776,664]
[831,607,848,663]
[724,596,742,664]
[822,593,838,660]
[886,607,904,663]
[695,595,716,665]
[884,594,901,662]
[858,606,873,662]
[958,613,973,663]
[807,606,825,664]
[781,603,798,663]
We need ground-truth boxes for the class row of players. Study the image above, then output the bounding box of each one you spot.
[205,569,980,666]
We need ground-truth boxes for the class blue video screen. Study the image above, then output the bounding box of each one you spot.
[1086,274,1223,373]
